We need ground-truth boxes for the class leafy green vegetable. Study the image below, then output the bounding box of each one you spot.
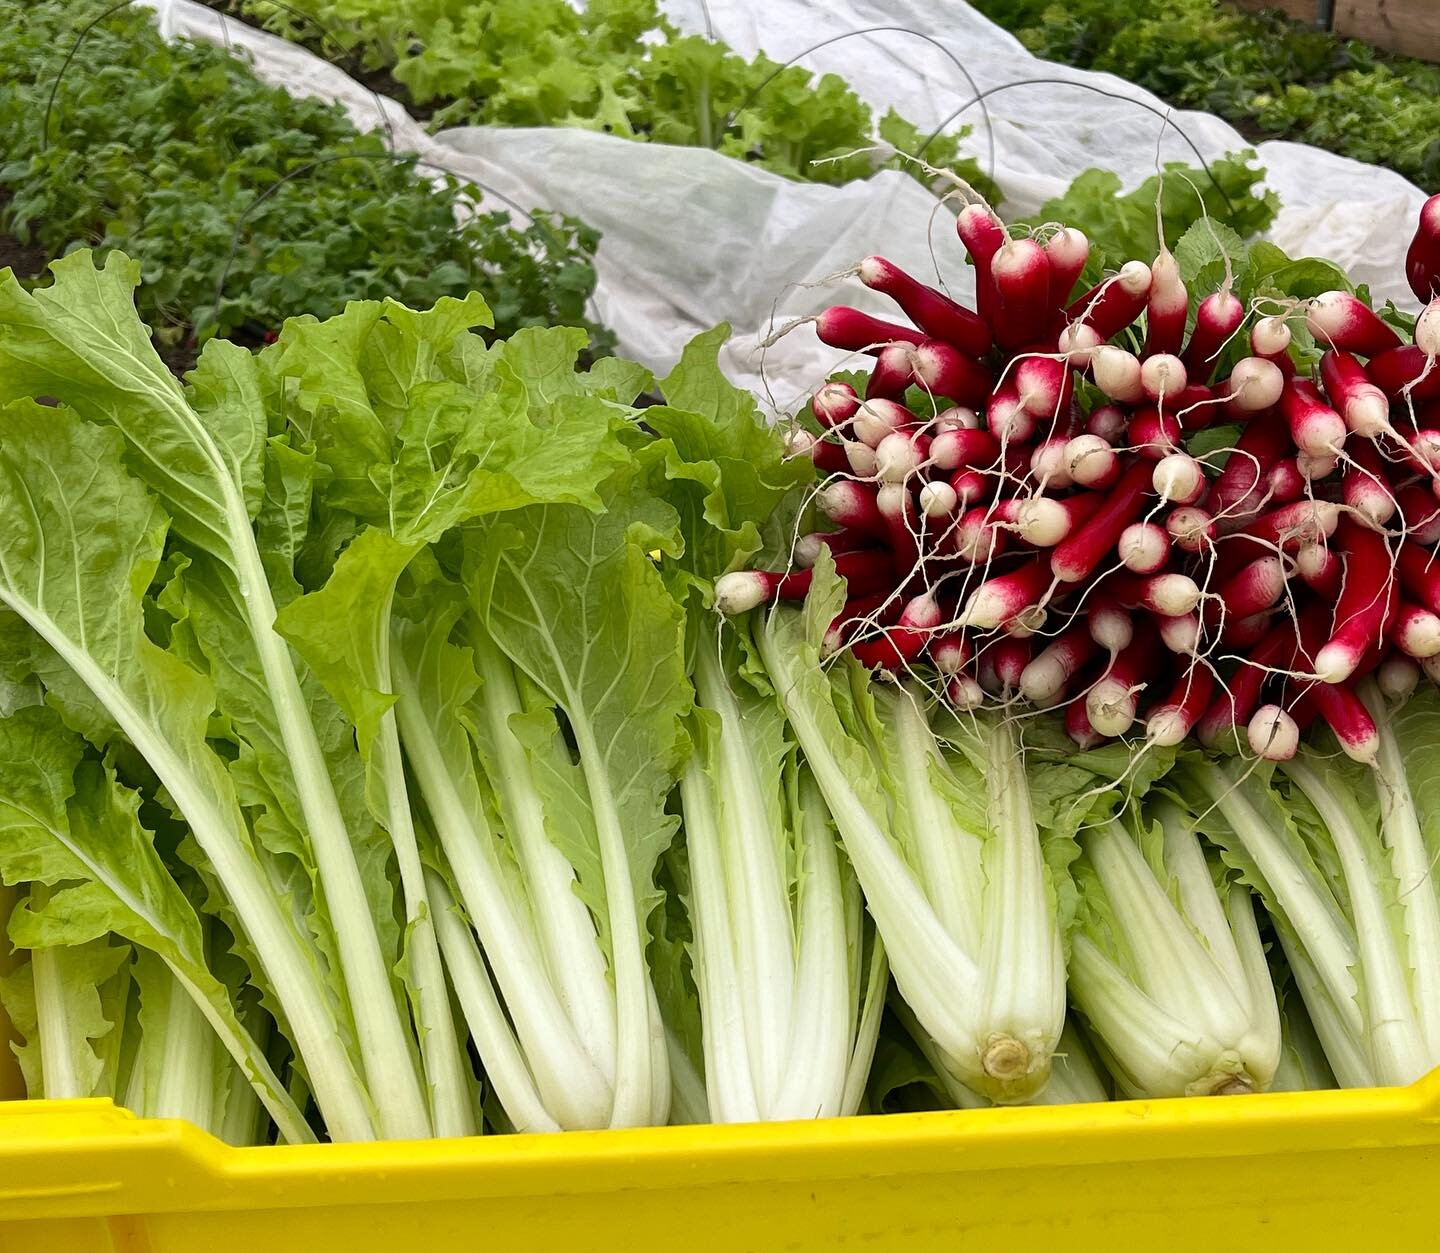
[642,325,883,1123]
[1020,152,1279,277]
[274,296,641,1135]
[973,0,1440,192]
[231,0,997,196]
[1066,803,1281,1097]
[0,922,129,1102]
[0,249,427,1141]
[462,466,690,1127]
[747,552,1128,1103]
[0,0,610,359]
[1171,680,1440,1093]
[0,704,309,1139]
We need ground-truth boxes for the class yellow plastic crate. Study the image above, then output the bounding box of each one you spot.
[4,882,1440,1250]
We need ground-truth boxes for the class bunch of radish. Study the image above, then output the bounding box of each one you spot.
[718,191,1440,764]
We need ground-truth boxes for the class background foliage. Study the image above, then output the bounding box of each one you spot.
[0,0,611,363]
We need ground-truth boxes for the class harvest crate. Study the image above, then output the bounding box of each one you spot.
[5,842,1440,1248]
[3,1064,1440,1248]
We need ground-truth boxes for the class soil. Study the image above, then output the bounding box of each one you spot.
[158,341,202,376]
[0,193,49,282]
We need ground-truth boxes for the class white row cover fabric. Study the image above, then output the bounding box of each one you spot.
[143,0,1426,414]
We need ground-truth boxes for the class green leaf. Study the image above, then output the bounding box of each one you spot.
[278,303,631,539]
[0,923,130,1101]
[0,253,261,561]
[1174,219,1248,289]
[464,467,690,1126]
[1021,153,1277,276]
[0,396,369,1140]
[1244,242,1352,302]
[467,470,689,939]
[0,705,312,1139]
[255,434,317,608]
[647,325,814,583]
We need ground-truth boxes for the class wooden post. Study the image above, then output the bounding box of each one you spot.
[1228,0,1322,22]
[1332,0,1440,61]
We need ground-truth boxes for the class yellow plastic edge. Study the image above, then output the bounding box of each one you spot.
[3,1071,1440,1221]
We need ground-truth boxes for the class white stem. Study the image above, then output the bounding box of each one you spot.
[1223,884,1283,1087]
[1362,681,1440,1068]
[376,716,475,1137]
[1068,935,1210,1097]
[1083,820,1251,1048]
[1272,918,1375,1088]
[679,756,760,1124]
[232,538,430,1140]
[393,657,613,1129]
[1284,754,1430,1085]
[1158,807,1247,991]
[567,711,665,1127]
[754,620,981,1063]
[19,605,373,1140]
[472,633,617,1078]
[696,646,794,1115]
[776,771,852,1119]
[152,972,219,1134]
[427,873,561,1135]
[839,930,889,1116]
[1192,760,1363,1042]
[32,947,84,1100]
[978,718,1065,1101]
[885,686,984,958]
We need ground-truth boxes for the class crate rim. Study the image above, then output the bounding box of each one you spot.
[4,1070,1440,1221]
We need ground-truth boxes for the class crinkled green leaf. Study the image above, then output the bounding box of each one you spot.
[466,468,690,938]
[645,325,814,585]
[0,252,265,561]
[0,703,312,1139]
[0,396,368,1140]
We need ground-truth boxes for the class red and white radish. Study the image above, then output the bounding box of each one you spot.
[715,549,895,614]
[1183,290,1245,380]
[1117,522,1170,574]
[1144,250,1188,357]
[1222,357,1284,414]
[954,555,1053,629]
[1152,453,1206,505]
[991,239,1051,350]
[1247,704,1299,761]
[816,306,925,353]
[1305,290,1403,357]
[1065,433,1121,489]
[1310,520,1397,683]
[1167,505,1215,553]
[1018,625,1097,704]
[857,255,992,357]
[811,380,860,428]
[1281,379,1346,457]
[1147,664,1216,746]
[1051,461,1156,583]
[1067,260,1152,339]
[1045,227,1090,309]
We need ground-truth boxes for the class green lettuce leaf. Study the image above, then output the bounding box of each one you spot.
[464,465,690,1127]
[0,919,129,1102]
[0,251,427,1139]
[0,704,310,1139]
[0,396,371,1140]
